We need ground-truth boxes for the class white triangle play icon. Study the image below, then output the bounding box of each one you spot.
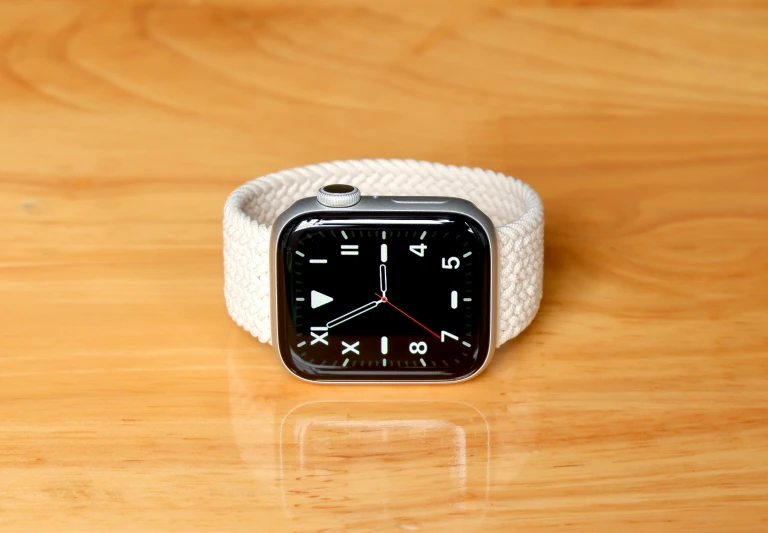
[311,290,333,309]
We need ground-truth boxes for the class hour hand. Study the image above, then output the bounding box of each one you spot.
[379,264,387,299]
[326,299,382,329]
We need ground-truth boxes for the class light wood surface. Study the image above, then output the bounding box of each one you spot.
[2,1,767,531]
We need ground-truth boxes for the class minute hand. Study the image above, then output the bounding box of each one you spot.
[327,300,382,329]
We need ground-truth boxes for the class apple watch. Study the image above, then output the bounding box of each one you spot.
[223,159,544,383]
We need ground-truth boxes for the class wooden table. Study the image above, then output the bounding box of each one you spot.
[2,1,767,531]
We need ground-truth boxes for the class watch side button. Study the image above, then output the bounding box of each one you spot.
[316,184,361,208]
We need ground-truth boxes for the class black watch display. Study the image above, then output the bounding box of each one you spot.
[275,209,493,382]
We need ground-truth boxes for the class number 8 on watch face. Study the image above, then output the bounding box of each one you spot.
[275,213,492,382]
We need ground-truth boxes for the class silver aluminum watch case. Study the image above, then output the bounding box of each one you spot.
[269,194,498,384]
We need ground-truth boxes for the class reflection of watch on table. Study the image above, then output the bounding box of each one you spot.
[226,342,538,532]
[279,400,490,524]
[223,159,544,383]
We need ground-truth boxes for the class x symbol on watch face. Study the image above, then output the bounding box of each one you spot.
[341,341,360,355]
[311,331,329,345]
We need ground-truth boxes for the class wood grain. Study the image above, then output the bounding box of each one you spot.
[1,1,767,531]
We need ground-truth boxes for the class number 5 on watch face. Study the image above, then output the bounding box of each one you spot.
[275,213,492,382]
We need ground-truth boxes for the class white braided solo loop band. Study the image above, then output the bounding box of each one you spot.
[223,159,544,347]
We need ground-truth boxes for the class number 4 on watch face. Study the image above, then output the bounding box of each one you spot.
[409,244,427,257]
[277,213,492,382]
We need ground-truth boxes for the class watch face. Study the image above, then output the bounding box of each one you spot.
[275,212,492,382]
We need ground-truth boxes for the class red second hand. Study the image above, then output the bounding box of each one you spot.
[375,293,440,340]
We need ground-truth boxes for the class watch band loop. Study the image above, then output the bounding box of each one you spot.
[223,159,544,347]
